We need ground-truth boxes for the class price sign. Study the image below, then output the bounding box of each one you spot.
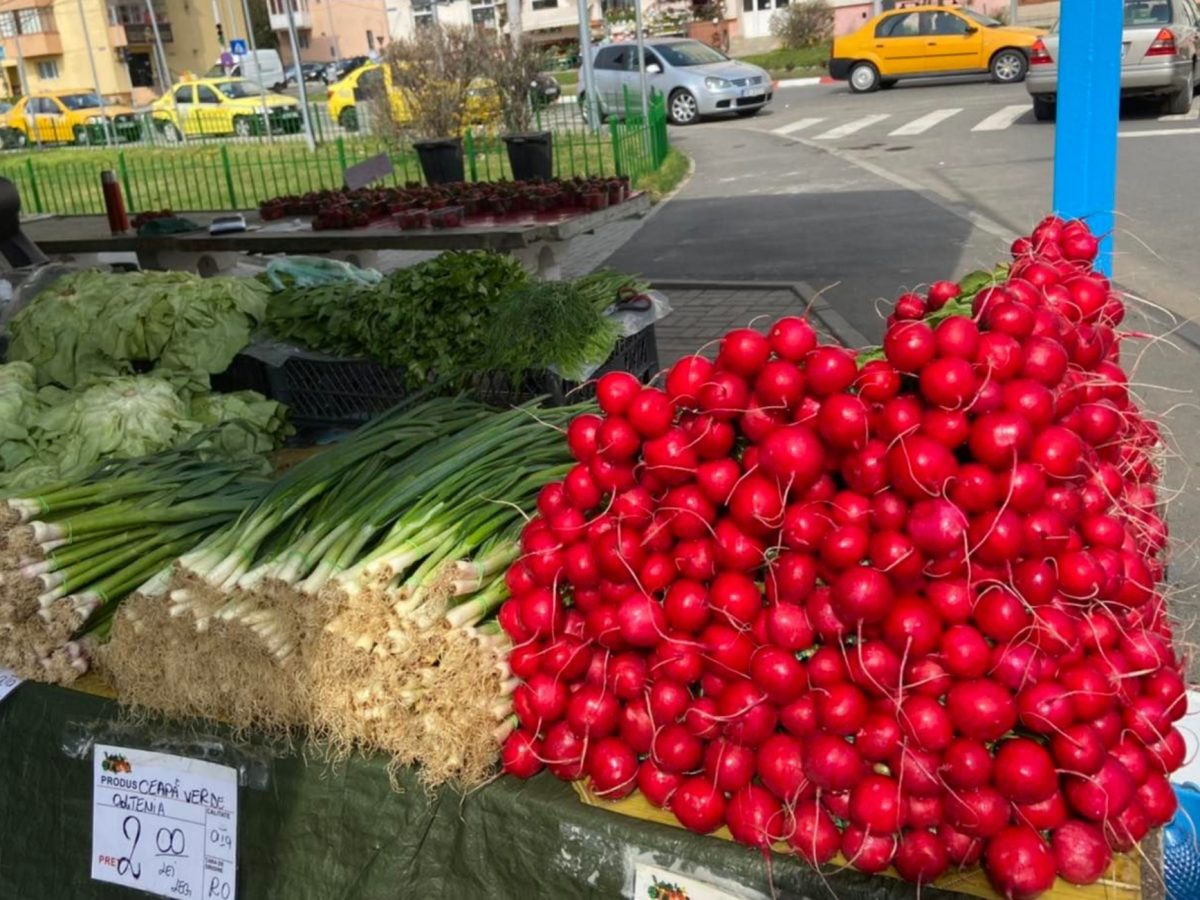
[91,745,238,900]
[0,668,21,703]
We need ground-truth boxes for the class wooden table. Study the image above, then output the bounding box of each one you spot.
[19,192,652,278]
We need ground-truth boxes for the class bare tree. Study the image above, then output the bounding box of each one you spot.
[483,33,549,134]
[383,25,489,140]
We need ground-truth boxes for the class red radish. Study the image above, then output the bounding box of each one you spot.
[818,393,870,450]
[928,279,961,308]
[984,825,1057,900]
[894,829,949,885]
[969,411,1034,469]
[566,684,620,739]
[947,679,1017,742]
[1065,757,1135,821]
[1108,801,1149,852]
[941,625,991,678]
[694,458,740,505]
[625,388,676,438]
[789,800,841,864]
[883,595,943,657]
[758,424,826,489]
[891,745,943,797]
[670,776,727,834]
[842,826,896,873]
[887,433,957,499]
[856,360,902,402]
[940,824,984,867]
[501,730,544,778]
[804,346,858,396]
[1050,724,1105,776]
[651,723,703,774]
[903,793,943,830]
[993,738,1058,805]
[1136,772,1178,827]
[1015,792,1069,832]
[665,355,715,406]
[755,359,806,409]
[684,415,737,461]
[907,498,967,556]
[543,721,587,780]
[900,695,953,751]
[764,602,815,651]
[718,328,771,377]
[726,784,792,848]
[804,732,863,791]
[750,646,807,705]
[638,760,683,808]
[945,786,1010,838]
[942,738,993,789]
[884,320,936,373]
[856,712,904,762]
[817,682,869,735]
[1017,681,1075,734]
[768,316,817,360]
[597,371,642,416]
[920,357,978,408]
[935,315,980,358]
[1052,820,1111,885]
[849,774,902,834]
[702,738,756,794]
[974,586,1031,643]
[718,679,777,747]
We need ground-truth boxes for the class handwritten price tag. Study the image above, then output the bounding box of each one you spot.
[91,745,238,900]
[0,668,20,703]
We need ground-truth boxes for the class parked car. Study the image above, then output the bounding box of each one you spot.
[580,38,772,126]
[829,5,1045,93]
[2,92,141,146]
[325,56,371,85]
[326,63,500,132]
[1026,0,1200,119]
[300,62,329,84]
[150,78,302,140]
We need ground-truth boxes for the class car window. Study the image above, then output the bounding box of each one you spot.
[928,11,970,35]
[643,49,663,70]
[594,47,628,70]
[216,81,264,99]
[1125,1,1172,25]
[196,86,220,104]
[655,41,728,66]
[59,93,103,110]
[959,9,1003,27]
[357,67,384,90]
[174,86,193,104]
[877,12,919,37]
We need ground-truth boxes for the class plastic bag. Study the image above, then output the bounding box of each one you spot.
[264,255,383,291]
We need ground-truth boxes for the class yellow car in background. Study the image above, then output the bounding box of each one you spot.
[830,5,1045,92]
[150,78,302,140]
[2,91,141,146]
[327,63,501,132]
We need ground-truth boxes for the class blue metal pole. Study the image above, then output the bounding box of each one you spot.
[1052,0,1124,275]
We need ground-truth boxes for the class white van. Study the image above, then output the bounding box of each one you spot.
[208,49,287,92]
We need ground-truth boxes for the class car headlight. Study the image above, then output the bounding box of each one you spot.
[704,77,730,91]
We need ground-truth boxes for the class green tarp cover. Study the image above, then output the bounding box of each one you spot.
[0,682,973,900]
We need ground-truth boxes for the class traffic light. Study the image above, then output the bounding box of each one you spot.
[217,23,225,46]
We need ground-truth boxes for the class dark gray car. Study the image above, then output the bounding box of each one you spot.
[1026,0,1200,118]
[580,38,772,125]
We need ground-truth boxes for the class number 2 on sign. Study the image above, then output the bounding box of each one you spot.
[118,816,142,880]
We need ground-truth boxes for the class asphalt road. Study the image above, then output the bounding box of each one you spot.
[606,75,1200,675]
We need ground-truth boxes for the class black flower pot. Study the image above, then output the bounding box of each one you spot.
[503,131,554,183]
[414,138,465,186]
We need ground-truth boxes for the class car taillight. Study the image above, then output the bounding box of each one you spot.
[1029,39,1052,65]
[1146,28,1178,56]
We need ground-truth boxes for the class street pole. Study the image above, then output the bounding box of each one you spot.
[14,35,40,148]
[576,0,599,130]
[75,0,113,146]
[632,0,649,124]
[1052,0,1121,275]
[1009,0,1019,25]
[239,0,273,143]
[506,0,521,45]
[283,0,316,149]
[146,0,185,143]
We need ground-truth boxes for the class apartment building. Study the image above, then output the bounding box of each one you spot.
[267,0,391,65]
[385,0,605,45]
[0,0,246,103]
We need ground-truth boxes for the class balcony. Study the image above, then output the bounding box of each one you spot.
[268,8,312,30]
[120,22,172,43]
[0,30,61,58]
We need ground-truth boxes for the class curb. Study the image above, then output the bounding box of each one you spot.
[648,279,872,350]
[775,77,834,88]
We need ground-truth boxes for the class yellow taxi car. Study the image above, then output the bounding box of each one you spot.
[150,78,302,140]
[2,91,141,146]
[830,4,1045,93]
[327,63,500,132]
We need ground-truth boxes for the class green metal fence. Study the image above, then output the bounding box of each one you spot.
[0,96,670,217]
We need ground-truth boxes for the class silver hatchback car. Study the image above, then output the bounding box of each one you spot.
[1026,0,1200,119]
[580,38,773,125]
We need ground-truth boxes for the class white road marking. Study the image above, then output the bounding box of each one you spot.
[971,104,1030,131]
[1158,98,1200,121]
[772,117,825,135]
[1120,127,1200,137]
[813,114,891,140]
[889,107,963,136]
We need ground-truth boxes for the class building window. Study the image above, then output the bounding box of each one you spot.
[532,0,557,7]
[0,13,14,37]
[298,31,310,48]
[471,6,495,22]
[414,11,432,27]
[18,8,55,34]
[36,60,59,80]
[366,29,374,49]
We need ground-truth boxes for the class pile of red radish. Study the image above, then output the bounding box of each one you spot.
[499,216,1185,899]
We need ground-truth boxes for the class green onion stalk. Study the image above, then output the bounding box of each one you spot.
[0,451,270,684]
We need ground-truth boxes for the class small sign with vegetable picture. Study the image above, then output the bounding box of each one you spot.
[634,863,747,900]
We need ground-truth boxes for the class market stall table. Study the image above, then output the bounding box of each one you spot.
[0,679,1160,900]
[17,193,652,280]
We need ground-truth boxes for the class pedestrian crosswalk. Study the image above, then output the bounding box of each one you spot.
[767,98,1200,142]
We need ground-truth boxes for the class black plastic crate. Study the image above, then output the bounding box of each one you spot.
[213,325,660,427]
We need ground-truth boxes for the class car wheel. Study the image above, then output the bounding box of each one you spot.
[338,107,359,132]
[1032,95,1056,122]
[668,89,700,125]
[233,117,254,138]
[990,49,1028,84]
[849,62,880,94]
[1165,67,1193,114]
[73,126,90,146]
[735,107,762,118]
[14,130,27,148]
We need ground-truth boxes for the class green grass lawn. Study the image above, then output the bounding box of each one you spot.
[738,43,830,79]
[636,148,689,201]
[550,70,579,91]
